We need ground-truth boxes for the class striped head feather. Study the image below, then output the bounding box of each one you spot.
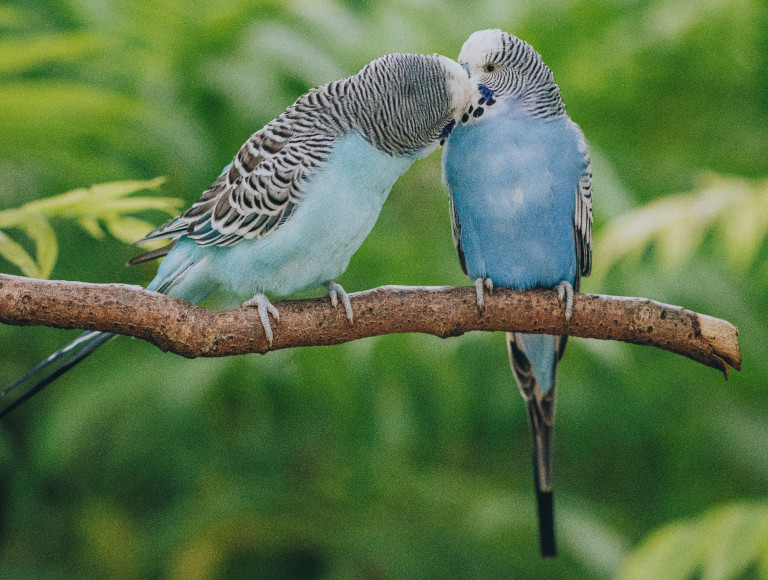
[459,29,565,119]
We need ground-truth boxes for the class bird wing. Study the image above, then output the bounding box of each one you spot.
[574,152,593,287]
[136,85,346,250]
[448,192,468,276]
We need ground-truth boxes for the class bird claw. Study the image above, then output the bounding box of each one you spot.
[242,293,280,347]
[474,277,493,312]
[326,281,353,324]
[556,281,574,322]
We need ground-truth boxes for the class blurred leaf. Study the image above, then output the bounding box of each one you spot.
[655,217,706,269]
[81,178,170,201]
[84,197,182,215]
[594,177,768,281]
[19,213,58,279]
[718,188,768,270]
[618,503,768,580]
[77,216,106,240]
[23,178,170,214]
[103,216,158,244]
[0,229,38,277]
[0,33,104,75]
[618,520,703,580]
[0,178,178,277]
[700,503,768,580]
[79,500,142,579]
[0,6,23,27]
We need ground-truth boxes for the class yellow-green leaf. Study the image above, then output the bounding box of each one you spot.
[104,216,159,245]
[594,177,768,281]
[20,214,58,279]
[92,196,182,216]
[24,177,169,216]
[718,188,768,270]
[655,218,705,270]
[77,216,105,240]
[618,520,703,580]
[0,178,178,275]
[700,503,768,580]
[0,230,40,277]
[86,177,168,200]
[619,503,768,580]
[0,34,105,76]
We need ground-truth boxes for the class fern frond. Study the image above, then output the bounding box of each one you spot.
[0,178,181,278]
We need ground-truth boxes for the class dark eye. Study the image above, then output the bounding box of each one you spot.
[484,64,496,73]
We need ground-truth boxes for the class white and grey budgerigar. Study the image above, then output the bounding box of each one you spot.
[2,52,471,417]
[442,30,593,557]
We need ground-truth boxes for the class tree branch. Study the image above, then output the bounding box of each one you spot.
[0,273,741,377]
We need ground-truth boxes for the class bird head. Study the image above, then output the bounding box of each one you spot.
[458,29,565,119]
[352,53,471,157]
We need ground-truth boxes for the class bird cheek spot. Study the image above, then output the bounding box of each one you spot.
[438,119,456,141]
[477,83,495,101]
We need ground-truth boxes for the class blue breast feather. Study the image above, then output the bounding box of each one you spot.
[443,108,586,290]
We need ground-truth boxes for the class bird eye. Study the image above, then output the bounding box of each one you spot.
[484,64,496,73]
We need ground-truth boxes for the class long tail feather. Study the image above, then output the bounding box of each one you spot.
[126,241,175,266]
[526,395,556,558]
[0,331,116,419]
[536,489,556,558]
[507,331,561,558]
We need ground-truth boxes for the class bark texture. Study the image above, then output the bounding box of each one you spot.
[0,274,741,377]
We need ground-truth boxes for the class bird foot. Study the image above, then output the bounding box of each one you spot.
[326,281,353,324]
[556,281,574,323]
[242,293,280,347]
[474,277,494,312]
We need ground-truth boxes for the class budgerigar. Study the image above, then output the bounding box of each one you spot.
[2,53,471,417]
[442,30,593,558]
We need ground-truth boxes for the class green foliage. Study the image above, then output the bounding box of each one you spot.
[618,503,768,580]
[0,0,767,578]
[594,176,768,281]
[0,31,104,75]
[0,178,179,278]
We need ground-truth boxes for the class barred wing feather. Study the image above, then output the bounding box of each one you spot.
[137,82,349,248]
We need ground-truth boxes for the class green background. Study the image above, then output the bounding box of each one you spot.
[1,0,767,578]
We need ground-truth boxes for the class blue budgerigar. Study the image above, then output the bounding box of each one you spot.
[2,53,471,417]
[442,29,593,558]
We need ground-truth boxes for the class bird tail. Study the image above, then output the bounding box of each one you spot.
[0,331,116,419]
[507,331,566,559]
[1,238,210,419]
